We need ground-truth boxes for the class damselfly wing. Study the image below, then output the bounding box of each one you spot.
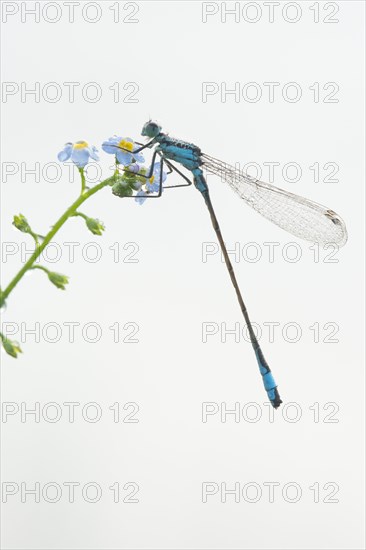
[202,154,347,247]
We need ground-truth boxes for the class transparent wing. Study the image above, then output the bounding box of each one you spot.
[202,154,347,246]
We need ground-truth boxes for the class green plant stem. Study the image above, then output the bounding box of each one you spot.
[72,211,88,221]
[79,168,86,194]
[29,231,39,245]
[1,176,115,304]
[31,265,49,274]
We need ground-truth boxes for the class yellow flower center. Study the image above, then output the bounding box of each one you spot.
[74,141,88,149]
[149,175,155,184]
[118,139,133,152]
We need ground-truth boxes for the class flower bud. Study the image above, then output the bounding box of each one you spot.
[47,271,69,290]
[1,336,22,358]
[127,163,140,174]
[85,217,105,236]
[112,180,134,198]
[13,214,32,234]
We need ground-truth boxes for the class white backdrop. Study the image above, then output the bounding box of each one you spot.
[1,1,365,549]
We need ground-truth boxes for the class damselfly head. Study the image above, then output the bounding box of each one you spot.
[141,120,161,138]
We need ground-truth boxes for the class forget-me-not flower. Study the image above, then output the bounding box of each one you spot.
[102,136,144,166]
[57,141,99,168]
[135,162,167,204]
[146,162,167,192]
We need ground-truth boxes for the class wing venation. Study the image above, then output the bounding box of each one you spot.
[202,154,347,246]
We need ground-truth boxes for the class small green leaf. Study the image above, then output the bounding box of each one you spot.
[1,335,22,358]
[13,214,32,234]
[47,271,69,290]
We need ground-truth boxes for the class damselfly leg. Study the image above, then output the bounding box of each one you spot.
[156,154,193,188]
[134,144,192,189]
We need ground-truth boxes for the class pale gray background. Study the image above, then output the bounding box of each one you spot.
[0,1,365,549]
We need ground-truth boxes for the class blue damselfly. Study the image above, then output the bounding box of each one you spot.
[110,121,348,408]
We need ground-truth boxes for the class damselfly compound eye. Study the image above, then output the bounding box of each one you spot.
[141,121,161,138]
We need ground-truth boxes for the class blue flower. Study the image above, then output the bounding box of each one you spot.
[57,141,99,168]
[135,190,148,205]
[102,136,144,166]
[135,162,168,205]
[146,162,167,192]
